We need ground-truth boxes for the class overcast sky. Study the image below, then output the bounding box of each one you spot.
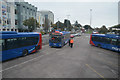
[25,0,119,28]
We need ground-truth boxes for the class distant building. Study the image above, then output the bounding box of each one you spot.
[0,0,17,32]
[118,1,120,24]
[6,2,16,31]
[36,10,54,32]
[0,0,37,32]
[15,2,37,32]
[0,0,7,31]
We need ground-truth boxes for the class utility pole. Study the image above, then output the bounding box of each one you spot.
[90,9,92,27]
[89,9,92,33]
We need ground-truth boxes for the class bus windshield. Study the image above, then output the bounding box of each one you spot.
[50,35,62,43]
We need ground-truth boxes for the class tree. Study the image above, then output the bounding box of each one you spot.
[83,25,93,30]
[109,24,120,34]
[56,21,65,31]
[99,25,108,34]
[64,19,72,31]
[23,17,39,32]
[74,21,82,28]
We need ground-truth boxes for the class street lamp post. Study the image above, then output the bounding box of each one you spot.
[89,9,92,33]
[90,9,92,27]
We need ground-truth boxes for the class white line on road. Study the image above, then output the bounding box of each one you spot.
[0,54,46,73]
[1,44,58,73]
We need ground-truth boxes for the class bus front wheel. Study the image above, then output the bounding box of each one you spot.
[22,50,28,56]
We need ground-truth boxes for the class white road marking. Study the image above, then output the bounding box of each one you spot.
[106,66,118,75]
[1,44,60,73]
[0,54,46,73]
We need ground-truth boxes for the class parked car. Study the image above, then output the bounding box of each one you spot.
[75,33,81,36]
[71,34,76,37]
[92,31,98,34]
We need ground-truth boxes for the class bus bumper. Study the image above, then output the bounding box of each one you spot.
[49,43,62,47]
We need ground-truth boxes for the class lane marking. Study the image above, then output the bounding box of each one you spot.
[1,44,62,73]
[85,64,106,80]
[1,54,46,73]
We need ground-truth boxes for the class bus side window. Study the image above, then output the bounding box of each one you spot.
[105,38,111,44]
[111,39,117,45]
[6,38,18,50]
[100,37,104,42]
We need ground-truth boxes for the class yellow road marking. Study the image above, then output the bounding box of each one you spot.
[85,64,106,80]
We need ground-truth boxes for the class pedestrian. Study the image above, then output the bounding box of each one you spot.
[70,37,74,48]
[69,35,73,47]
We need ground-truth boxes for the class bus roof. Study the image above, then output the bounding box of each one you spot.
[0,31,41,39]
[92,34,120,39]
[52,31,70,35]
[0,31,17,34]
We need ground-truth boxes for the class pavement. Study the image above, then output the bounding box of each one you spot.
[1,34,119,79]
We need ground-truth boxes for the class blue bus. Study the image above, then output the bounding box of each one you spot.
[90,34,120,52]
[49,31,70,47]
[0,31,42,61]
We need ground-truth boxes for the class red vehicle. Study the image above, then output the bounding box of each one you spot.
[92,31,98,34]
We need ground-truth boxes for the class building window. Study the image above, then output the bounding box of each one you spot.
[15,19,18,25]
[29,10,30,15]
[7,19,11,25]
[32,11,34,16]
[7,6,10,13]
[15,9,17,14]
[3,29,6,31]
[25,8,27,14]
[25,16,27,20]
[0,17,1,24]
[7,29,9,31]
[11,29,14,31]
[27,8,29,14]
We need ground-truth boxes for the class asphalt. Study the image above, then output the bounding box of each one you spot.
[1,34,119,79]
